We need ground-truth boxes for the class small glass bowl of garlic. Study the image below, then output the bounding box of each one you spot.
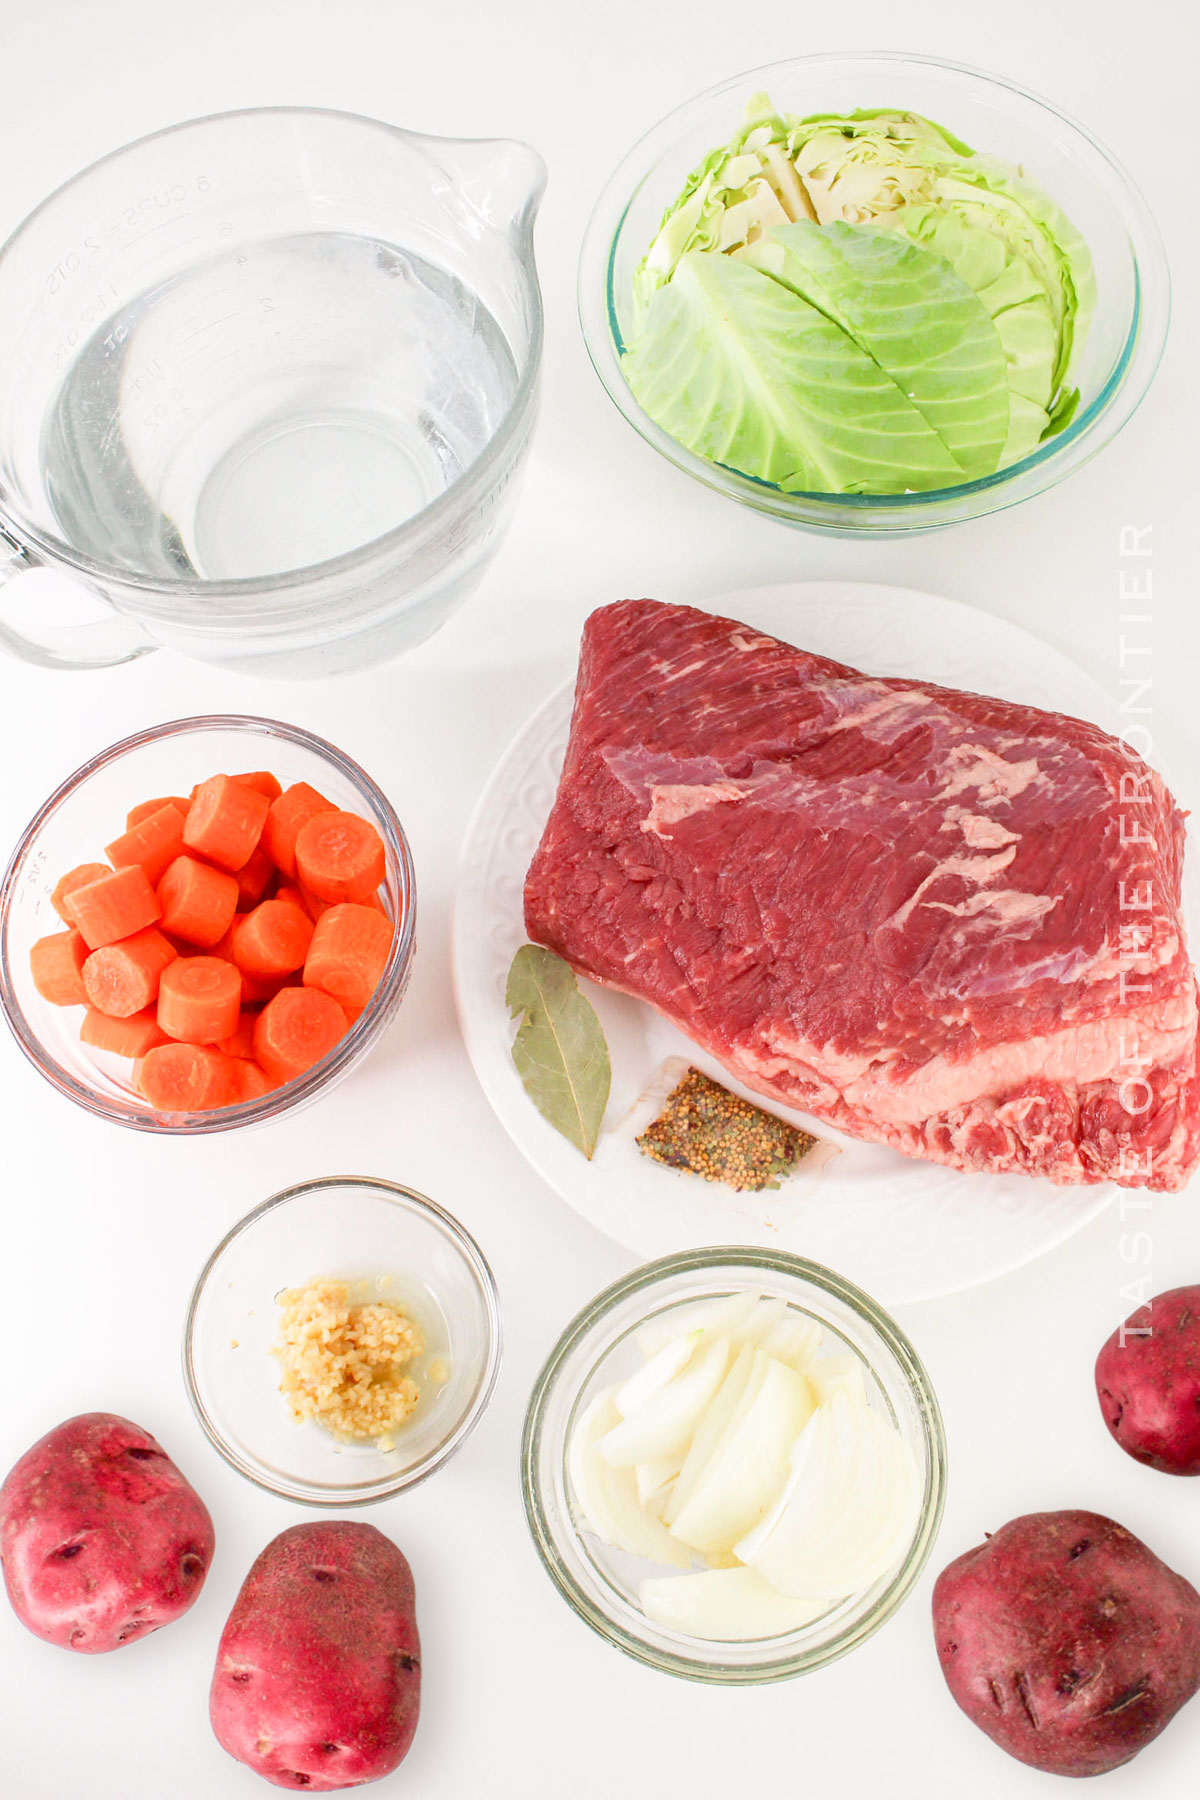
[521,1247,945,1682]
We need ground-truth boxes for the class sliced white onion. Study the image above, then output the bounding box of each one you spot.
[635,1455,682,1508]
[567,1388,691,1568]
[635,1291,761,1358]
[564,1311,921,1642]
[807,1353,867,1407]
[616,1330,701,1418]
[669,1352,814,1558]
[597,1334,729,1467]
[735,1297,789,1345]
[665,1341,756,1525]
[638,1566,829,1641]
[736,1391,920,1598]
[761,1314,824,1371]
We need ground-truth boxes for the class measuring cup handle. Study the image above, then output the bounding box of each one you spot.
[0,532,156,671]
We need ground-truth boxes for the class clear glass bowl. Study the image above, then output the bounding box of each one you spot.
[184,1177,502,1505]
[0,715,415,1132]
[578,53,1169,536]
[521,1248,945,1683]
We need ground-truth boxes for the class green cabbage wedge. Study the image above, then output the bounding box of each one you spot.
[627,98,1095,494]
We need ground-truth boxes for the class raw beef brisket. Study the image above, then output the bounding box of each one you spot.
[524,600,1200,1192]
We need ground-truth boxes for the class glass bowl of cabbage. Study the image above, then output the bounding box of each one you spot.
[521,1249,946,1682]
[578,53,1168,534]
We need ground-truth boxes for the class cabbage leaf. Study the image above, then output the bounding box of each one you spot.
[753,221,1010,479]
[625,249,967,494]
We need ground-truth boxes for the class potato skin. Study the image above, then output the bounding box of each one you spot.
[210,1521,420,1791]
[1096,1286,1200,1475]
[0,1412,215,1653]
[932,1511,1200,1777]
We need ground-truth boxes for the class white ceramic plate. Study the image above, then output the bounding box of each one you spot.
[452,582,1181,1304]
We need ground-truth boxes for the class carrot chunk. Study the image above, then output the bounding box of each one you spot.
[137,1042,237,1112]
[214,927,284,1005]
[156,855,239,948]
[51,863,111,924]
[157,957,242,1044]
[294,810,386,905]
[296,881,386,921]
[274,883,315,921]
[262,782,336,880]
[231,899,314,980]
[303,903,394,1013]
[227,1059,271,1103]
[105,802,188,887]
[254,986,348,1085]
[63,865,161,949]
[82,927,177,1018]
[80,1007,168,1059]
[126,795,190,829]
[234,845,274,911]
[217,1010,261,1059]
[232,771,283,802]
[183,774,270,872]
[30,930,89,1006]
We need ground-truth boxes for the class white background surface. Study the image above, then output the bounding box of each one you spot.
[0,1,1198,1795]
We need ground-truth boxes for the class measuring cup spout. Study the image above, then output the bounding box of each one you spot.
[439,136,547,243]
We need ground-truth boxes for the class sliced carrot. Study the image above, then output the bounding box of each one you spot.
[294,810,386,905]
[64,865,161,950]
[82,927,177,1018]
[105,802,188,887]
[227,1059,271,1103]
[51,863,111,924]
[303,902,394,1013]
[234,845,274,910]
[156,855,239,948]
[276,883,312,917]
[183,774,270,872]
[157,956,242,1045]
[80,1007,168,1059]
[214,928,283,1005]
[231,899,313,980]
[217,1010,260,1059]
[254,986,349,1085]
[137,1042,237,1112]
[127,795,190,829]
[232,771,283,802]
[297,880,386,921]
[30,930,89,1006]
[240,971,281,1006]
[263,782,336,880]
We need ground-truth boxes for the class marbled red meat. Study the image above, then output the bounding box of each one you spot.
[524,600,1199,1191]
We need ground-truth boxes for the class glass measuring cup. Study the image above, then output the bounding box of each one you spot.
[0,108,545,676]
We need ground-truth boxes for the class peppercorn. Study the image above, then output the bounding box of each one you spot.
[636,1067,816,1192]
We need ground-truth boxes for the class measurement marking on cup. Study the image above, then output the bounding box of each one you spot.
[125,212,194,241]
[174,311,243,344]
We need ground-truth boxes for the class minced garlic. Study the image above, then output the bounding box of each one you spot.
[273,1278,425,1444]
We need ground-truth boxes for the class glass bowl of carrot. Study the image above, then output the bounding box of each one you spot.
[0,715,415,1132]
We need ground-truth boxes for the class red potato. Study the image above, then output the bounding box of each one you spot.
[932,1510,1200,1777]
[1096,1285,1200,1475]
[0,1413,214,1654]
[210,1521,420,1791]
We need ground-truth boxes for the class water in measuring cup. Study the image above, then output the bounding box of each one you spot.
[41,232,519,581]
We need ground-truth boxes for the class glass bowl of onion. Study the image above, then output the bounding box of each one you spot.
[521,1247,945,1683]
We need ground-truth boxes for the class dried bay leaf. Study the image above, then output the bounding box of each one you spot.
[506,944,611,1159]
